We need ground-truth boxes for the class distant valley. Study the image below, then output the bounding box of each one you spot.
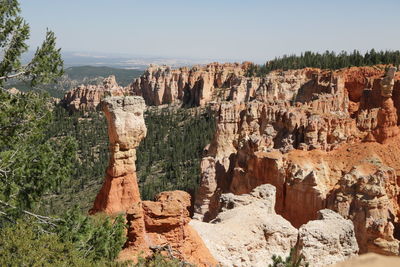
[5,65,143,98]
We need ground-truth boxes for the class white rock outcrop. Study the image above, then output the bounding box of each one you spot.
[191,185,360,267]
[297,209,359,267]
[190,184,298,267]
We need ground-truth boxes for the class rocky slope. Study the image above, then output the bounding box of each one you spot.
[191,185,358,267]
[191,184,298,267]
[193,66,400,256]
[90,96,216,266]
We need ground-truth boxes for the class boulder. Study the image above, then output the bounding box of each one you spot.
[191,185,298,267]
[297,209,359,266]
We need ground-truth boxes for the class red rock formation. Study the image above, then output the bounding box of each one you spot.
[373,98,399,143]
[61,75,129,112]
[121,194,217,266]
[339,66,385,102]
[142,191,216,266]
[90,96,147,214]
[90,96,216,266]
[193,66,400,256]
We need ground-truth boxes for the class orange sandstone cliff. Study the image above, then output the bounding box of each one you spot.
[193,66,400,256]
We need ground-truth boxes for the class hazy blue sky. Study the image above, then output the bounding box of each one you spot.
[20,0,400,62]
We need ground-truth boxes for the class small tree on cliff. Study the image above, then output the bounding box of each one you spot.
[269,248,309,267]
[0,0,63,88]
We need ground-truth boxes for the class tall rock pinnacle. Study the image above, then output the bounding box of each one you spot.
[90,96,216,266]
[90,96,147,214]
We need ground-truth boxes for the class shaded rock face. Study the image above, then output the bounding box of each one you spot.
[193,66,400,256]
[191,185,358,267]
[61,75,128,112]
[90,96,216,266]
[329,165,400,255]
[297,209,359,267]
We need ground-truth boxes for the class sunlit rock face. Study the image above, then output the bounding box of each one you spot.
[191,185,358,267]
[130,62,251,106]
[191,184,299,267]
[297,209,359,266]
[193,66,400,256]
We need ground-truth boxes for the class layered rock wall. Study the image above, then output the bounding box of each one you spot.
[193,66,400,256]
[130,62,249,106]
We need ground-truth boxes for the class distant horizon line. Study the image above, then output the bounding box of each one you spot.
[23,48,400,69]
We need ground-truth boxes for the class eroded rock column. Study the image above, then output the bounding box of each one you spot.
[90,96,147,214]
[373,67,399,143]
[89,96,216,266]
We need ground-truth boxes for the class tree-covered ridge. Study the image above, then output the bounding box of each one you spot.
[246,49,400,77]
[137,107,216,200]
[39,107,109,215]
[64,66,143,86]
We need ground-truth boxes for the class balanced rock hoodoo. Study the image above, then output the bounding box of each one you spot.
[90,96,216,266]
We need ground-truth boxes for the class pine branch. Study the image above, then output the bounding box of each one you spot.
[0,200,61,227]
[0,71,26,80]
